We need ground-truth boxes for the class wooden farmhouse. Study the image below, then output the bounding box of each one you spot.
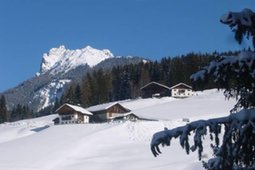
[55,103,93,124]
[170,83,193,98]
[140,81,171,98]
[86,102,131,122]
[140,82,193,98]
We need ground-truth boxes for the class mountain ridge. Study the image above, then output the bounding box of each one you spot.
[1,45,146,112]
[39,45,114,75]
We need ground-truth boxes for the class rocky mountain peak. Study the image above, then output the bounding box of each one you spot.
[39,45,114,75]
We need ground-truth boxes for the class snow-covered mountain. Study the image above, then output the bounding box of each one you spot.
[1,45,145,112]
[0,90,236,170]
[39,45,113,75]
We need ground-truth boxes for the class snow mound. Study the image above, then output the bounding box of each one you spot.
[40,45,114,75]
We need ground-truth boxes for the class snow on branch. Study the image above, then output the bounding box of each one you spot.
[190,51,255,82]
[220,8,255,47]
[220,8,255,27]
[151,109,255,169]
[190,51,255,112]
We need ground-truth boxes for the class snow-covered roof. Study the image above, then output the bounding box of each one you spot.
[170,83,192,89]
[56,103,93,115]
[110,112,156,121]
[110,112,137,119]
[140,81,171,90]
[86,102,129,112]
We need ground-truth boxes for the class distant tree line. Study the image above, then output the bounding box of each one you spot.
[0,95,33,123]
[58,51,239,109]
[0,51,239,122]
[0,95,8,123]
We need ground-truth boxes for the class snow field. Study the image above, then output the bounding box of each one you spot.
[0,89,236,170]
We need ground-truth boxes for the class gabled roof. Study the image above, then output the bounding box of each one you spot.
[140,81,171,90]
[170,83,192,89]
[86,102,130,112]
[56,103,93,115]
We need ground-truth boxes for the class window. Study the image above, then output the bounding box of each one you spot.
[178,89,185,95]
[61,115,72,121]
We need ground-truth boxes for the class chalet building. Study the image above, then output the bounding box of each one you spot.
[170,83,193,98]
[55,103,93,124]
[110,113,140,122]
[86,102,131,122]
[140,81,171,98]
[140,82,193,98]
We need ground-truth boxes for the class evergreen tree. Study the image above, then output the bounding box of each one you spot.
[81,73,93,107]
[11,104,22,121]
[151,8,255,170]
[61,85,76,104]
[10,104,33,121]
[74,84,82,104]
[111,66,122,101]
[0,95,8,123]
[95,69,111,104]
[139,63,150,87]
[53,97,60,112]
[119,67,131,100]
[129,64,141,98]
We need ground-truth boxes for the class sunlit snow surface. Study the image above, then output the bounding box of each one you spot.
[0,89,236,170]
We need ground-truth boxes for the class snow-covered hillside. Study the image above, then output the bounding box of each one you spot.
[40,45,113,75]
[0,89,236,170]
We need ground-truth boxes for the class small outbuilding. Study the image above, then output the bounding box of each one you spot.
[170,83,193,98]
[87,102,131,122]
[53,117,60,125]
[140,81,171,98]
[55,103,93,124]
[110,113,140,122]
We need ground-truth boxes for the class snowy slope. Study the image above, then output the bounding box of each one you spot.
[123,89,235,121]
[40,45,113,75]
[0,89,236,170]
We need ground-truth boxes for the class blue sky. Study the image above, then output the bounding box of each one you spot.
[0,0,254,92]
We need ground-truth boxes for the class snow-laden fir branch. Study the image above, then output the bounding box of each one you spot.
[151,109,255,169]
[220,8,255,47]
[190,51,255,112]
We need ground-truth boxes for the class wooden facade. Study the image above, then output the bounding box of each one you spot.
[87,103,131,123]
[140,82,171,98]
[55,104,92,124]
[141,82,193,98]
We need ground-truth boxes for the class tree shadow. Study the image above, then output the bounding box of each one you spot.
[31,125,50,132]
